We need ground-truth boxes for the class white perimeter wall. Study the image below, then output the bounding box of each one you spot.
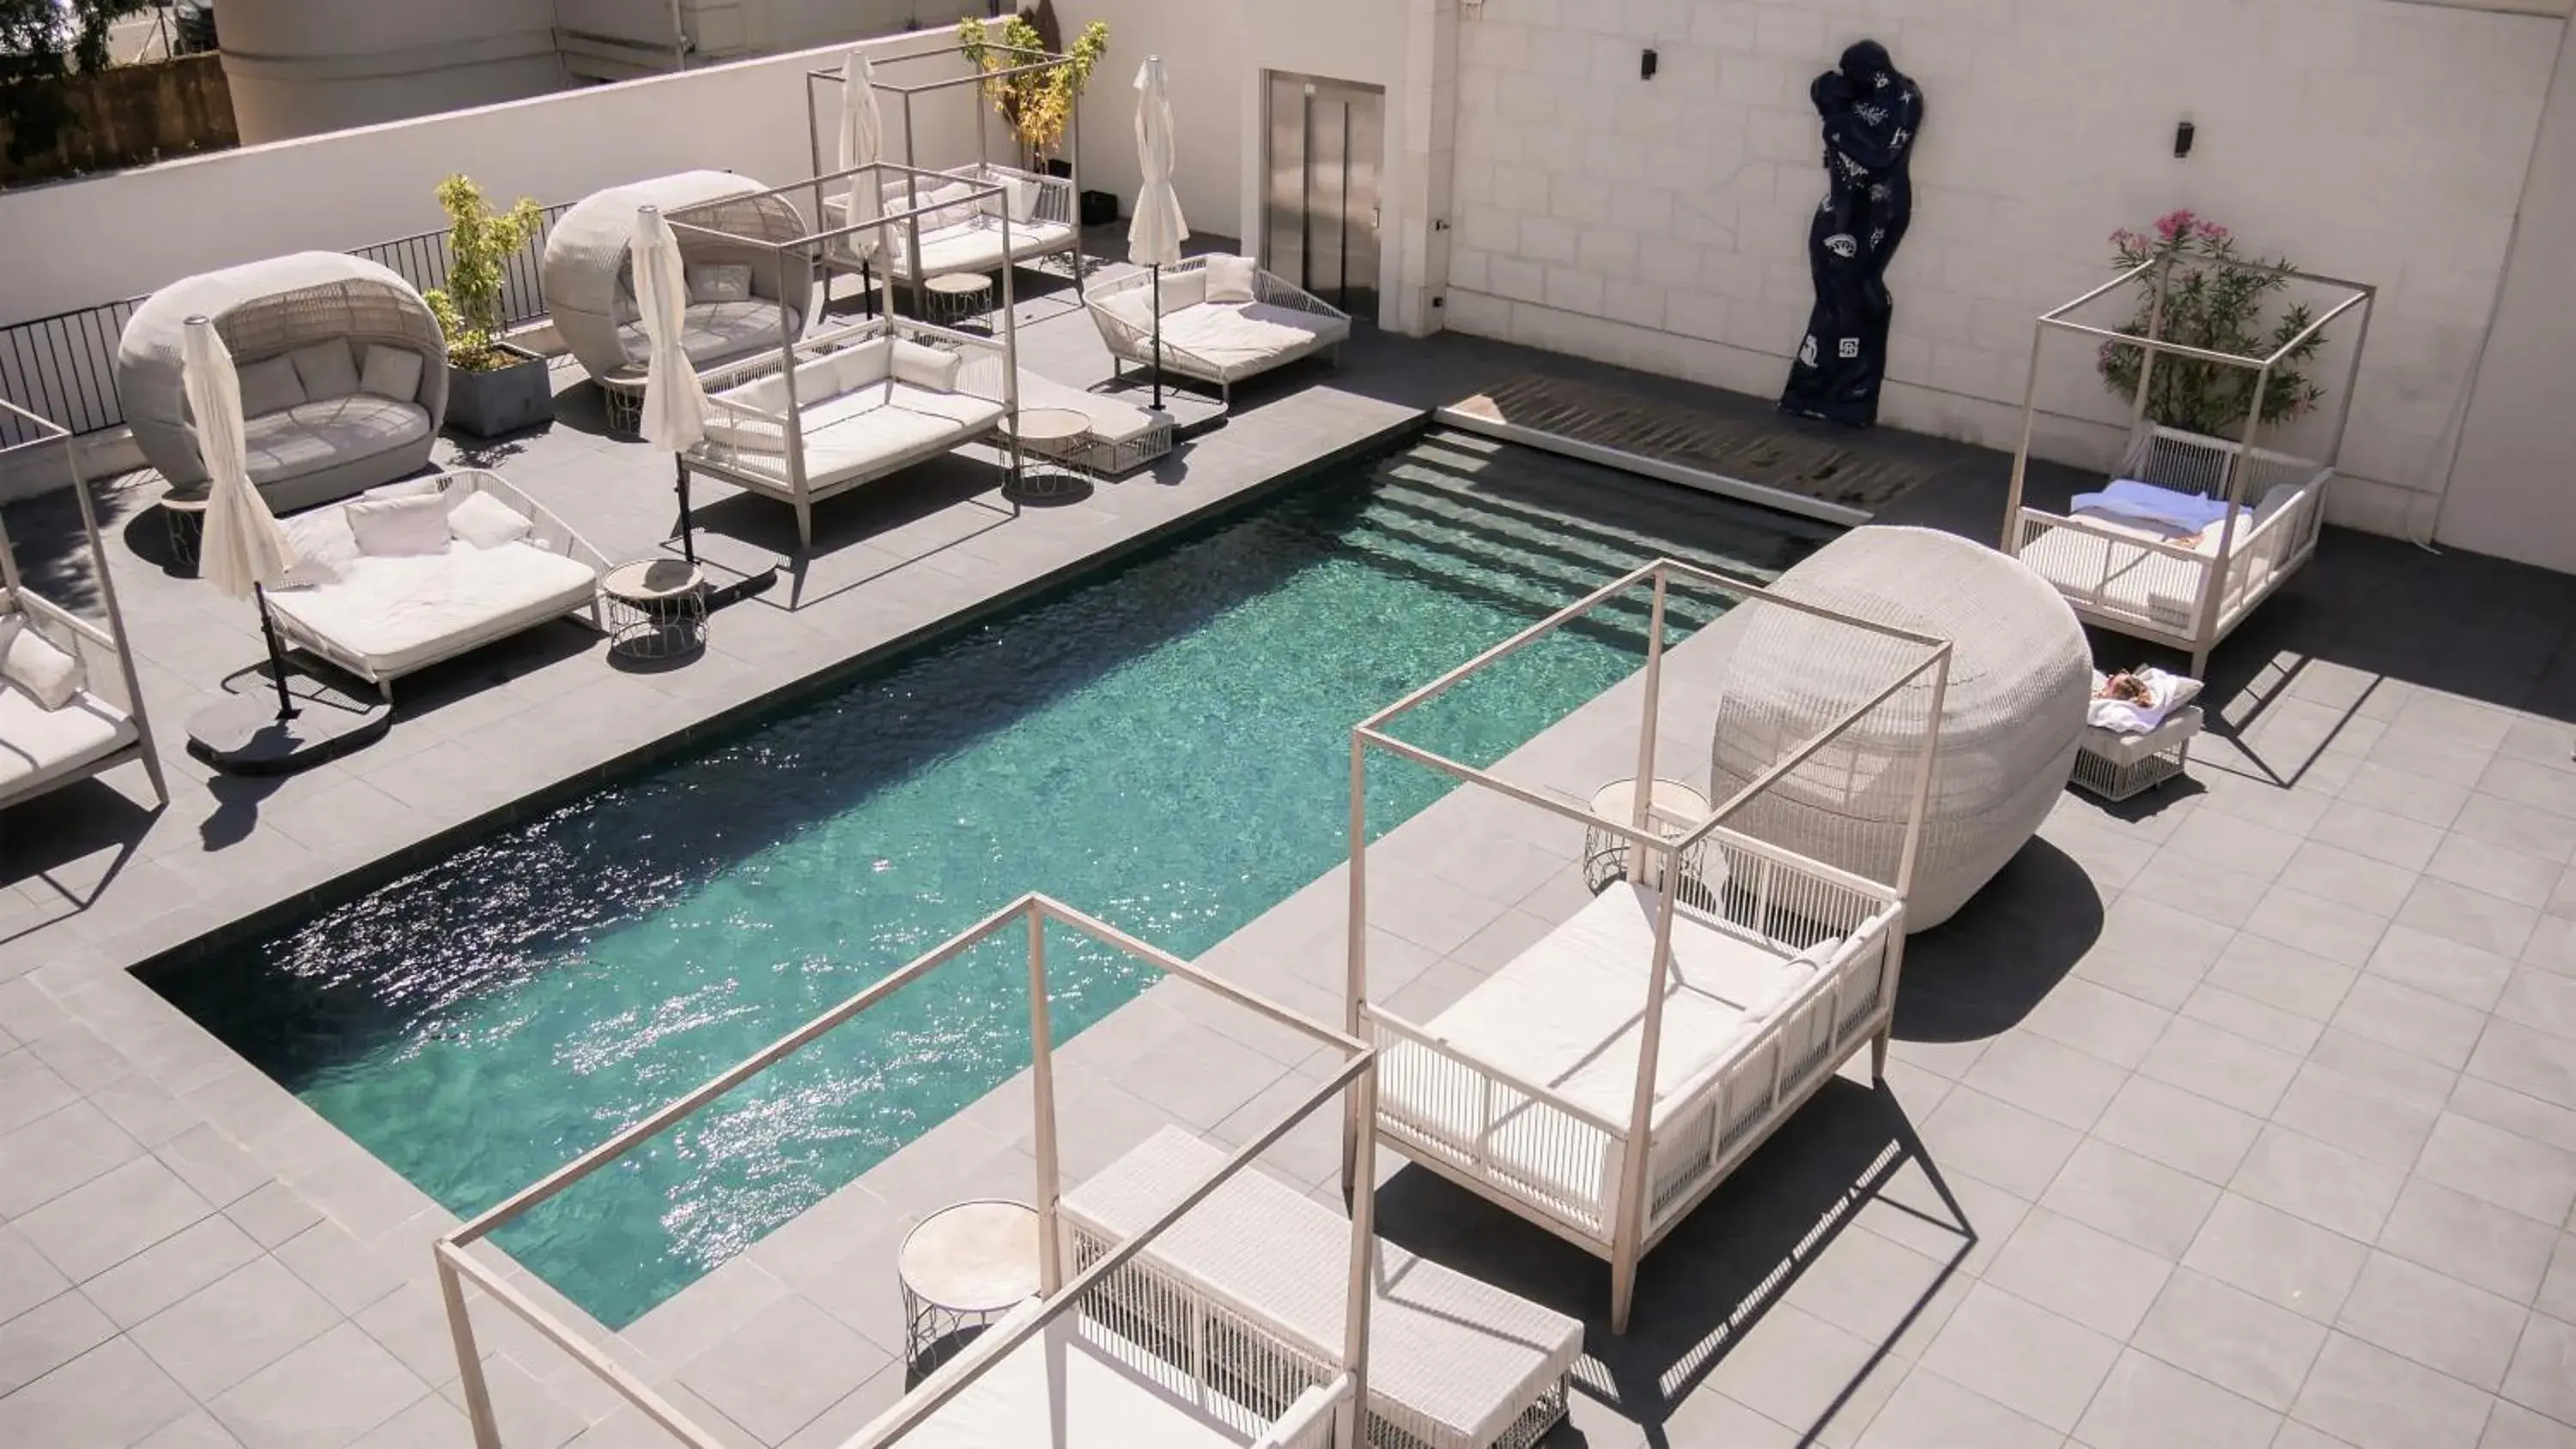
[0,28,975,327]
[1443,0,2570,537]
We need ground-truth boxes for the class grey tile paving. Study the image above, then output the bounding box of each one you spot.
[2134,1269,2330,1411]
[1983,1207,2172,1339]
[2075,1348,2281,1449]
[2181,1191,2369,1325]
[2293,1331,2497,1449]
[1919,1282,2118,1434]
[1854,1367,2058,1449]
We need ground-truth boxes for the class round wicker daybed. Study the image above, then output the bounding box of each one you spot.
[540,171,812,409]
[115,252,447,513]
[1710,525,2091,931]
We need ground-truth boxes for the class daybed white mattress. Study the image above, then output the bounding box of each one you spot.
[240,397,432,483]
[902,1319,1262,1449]
[614,300,801,369]
[1015,370,1161,446]
[2018,509,2281,631]
[0,688,135,803]
[267,540,598,676]
[1122,302,1350,382]
[1382,884,1829,1207]
[696,381,1005,494]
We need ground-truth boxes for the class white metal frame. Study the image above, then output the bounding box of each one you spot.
[665,163,1027,553]
[0,399,167,809]
[2001,254,2377,675]
[437,893,1379,1449]
[1344,558,1951,1334]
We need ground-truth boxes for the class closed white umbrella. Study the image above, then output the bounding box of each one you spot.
[181,315,299,721]
[837,49,887,315]
[1128,56,1188,409]
[635,204,710,566]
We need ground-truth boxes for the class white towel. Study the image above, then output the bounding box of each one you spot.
[2089,667,2202,734]
[2071,479,2235,535]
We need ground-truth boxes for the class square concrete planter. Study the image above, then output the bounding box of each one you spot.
[445,343,553,438]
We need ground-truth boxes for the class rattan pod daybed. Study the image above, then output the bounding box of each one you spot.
[540,171,814,421]
[115,252,447,513]
[1710,526,2091,931]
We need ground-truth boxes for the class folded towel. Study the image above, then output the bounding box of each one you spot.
[2070,479,2237,535]
[2089,667,2202,733]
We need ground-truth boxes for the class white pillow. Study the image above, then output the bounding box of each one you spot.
[829,338,895,393]
[234,356,307,418]
[447,488,533,549]
[1203,255,1259,305]
[1100,291,1155,334]
[345,494,453,558]
[688,263,753,305]
[276,509,360,589]
[362,476,443,500]
[360,344,423,403]
[289,340,359,400]
[0,616,84,711]
[890,339,962,392]
[982,176,1039,225]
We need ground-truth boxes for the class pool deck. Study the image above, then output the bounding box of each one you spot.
[6,270,2576,1449]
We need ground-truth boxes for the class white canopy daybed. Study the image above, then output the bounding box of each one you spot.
[2001,258,2377,675]
[115,252,447,513]
[435,894,1380,1449]
[262,470,609,700]
[1347,559,1951,1335]
[539,171,815,428]
[1089,257,1352,405]
[0,402,166,811]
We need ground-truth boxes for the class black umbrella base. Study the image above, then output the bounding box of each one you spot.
[185,672,390,776]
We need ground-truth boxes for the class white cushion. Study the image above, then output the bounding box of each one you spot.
[888,382,1004,430]
[346,494,453,558]
[362,476,444,500]
[687,262,753,304]
[890,339,961,392]
[1203,255,1258,304]
[1155,300,1348,379]
[235,355,307,418]
[289,339,360,399]
[359,344,423,403]
[829,338,894,391]
[447,488,534,549]
[1155,270,1208,313]
[276,507,361,589]
[1013,369,1158,445]
[0,617,83,711]
[0,682,132,804]
[264,542,598,678]
[1097,290,1155,335]
[884,217,1077,277]
[614,300,801,367]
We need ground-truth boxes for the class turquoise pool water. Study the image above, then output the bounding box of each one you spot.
[150,433,1832,1327]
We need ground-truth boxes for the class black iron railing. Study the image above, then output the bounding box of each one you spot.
[0,199,572,446]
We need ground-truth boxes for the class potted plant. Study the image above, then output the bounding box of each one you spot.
[424,173,552,438]
[957,3,1109,179]
[2097,210,2325,437]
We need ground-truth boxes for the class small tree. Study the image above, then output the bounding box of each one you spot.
[957,4,1109,171]
[2097,210,2324,439]
[2,0,149,163]
[422,173,542,373]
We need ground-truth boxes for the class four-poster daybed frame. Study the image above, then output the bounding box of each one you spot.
[1345,558,1952,1334]
[2001,256,2377,676]
[437,894,1379,1449]
[661,163,1026,553]
[0,399,167,811]
[804,43,1090,320]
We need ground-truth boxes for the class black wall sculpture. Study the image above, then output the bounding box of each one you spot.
[1779,40,1923,427]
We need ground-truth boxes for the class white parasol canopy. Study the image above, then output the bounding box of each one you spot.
[634,205,708,455]
[180,317,295,600]
[837,49,885,260]
[1127,56,1188,270]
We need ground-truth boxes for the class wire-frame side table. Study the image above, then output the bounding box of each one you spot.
[897,1198,1040,1370]
[1582,777,1715,894]
[600,559,708,660]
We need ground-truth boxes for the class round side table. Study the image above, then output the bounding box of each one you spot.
[898,1198,1040,1369]
[1001,408,1093,500]
[600,559,708,659]
[1583,777,1714,894]
[925,273,994,330]
[161,489,209,569]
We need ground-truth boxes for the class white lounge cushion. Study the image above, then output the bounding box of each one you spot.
[1014,370,1159,445]
[447,489,534,549]
[276,507,361,590]
[889,383,1003,431]
[346,494,453,559]
[289,339,360,400]
[1155,270,1209,313]
[889,218,1078,277]
[896,1316,1256,1449]
[615,300,801,367]
[890,339,961,391]
[1157,302,1346,379]
[360,344,423,403]
[266,541,597,677]
[1,618,84,710]
[234,355,307,418]
[238,397,434,484]
[0,684,133,803]
[1203,255,1258,304]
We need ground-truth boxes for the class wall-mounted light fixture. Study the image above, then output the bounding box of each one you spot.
[2175,118,2196,159]
[1641,48,1658,81]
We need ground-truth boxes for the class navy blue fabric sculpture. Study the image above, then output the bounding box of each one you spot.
[1780,40,1922,427]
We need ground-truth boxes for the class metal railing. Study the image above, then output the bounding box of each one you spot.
[0,199,573,447]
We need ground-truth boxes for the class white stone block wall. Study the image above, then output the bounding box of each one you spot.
[1443,0,2569,537]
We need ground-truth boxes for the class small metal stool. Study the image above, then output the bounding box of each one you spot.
[1583,777,1714,894]
[161,490,209,568]
[600,559,708,659]
[925,273,994,330]
[897,1199,1039,1370]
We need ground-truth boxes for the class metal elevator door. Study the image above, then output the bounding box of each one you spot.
[1265,74,1382,319]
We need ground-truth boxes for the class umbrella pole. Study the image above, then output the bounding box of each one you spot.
[1151,263,1164,410]
[675,457,697,567]
[252,585,299,721]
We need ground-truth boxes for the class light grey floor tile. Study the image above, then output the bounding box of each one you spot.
[2022,979,2174,1070]
[2136,1269,2330,1411]
[1917,1087,2082,1200]
[677,1294,890,1447]
[2183,1191,2370,1325]
[2280,841,2428,912]
[76,1215,264,1331]
[2184,981,2329,1056]
[2367,925,2518,1012]
[2311,800,2448,872]
[1984,1207,2172,1338]
[2307,1028,2462,1112]
[1656,1388,1796,1449]
[2271,1067,2440,1168]
[1853,1365,2059,1449]
[2499,967,2576,1042]
[129,1255,340,1400]
[0,1336,197,1449]
[2139,1016,2303,1119]
[0,1287,116,1396]
[2243,883,2395,968]
[1917,1283,2119,1434]
[2414,1112,2576,1226]
[2378,1178,2563,1306]
[346,1393,466,1449]
[2041,1137,2221,1260]
[2429,834,2569,910]
[137,1409,248,1449]
[0,1221,71,1324]
[2230,1125,2407,1243]
[208,1322,430,1449]
[15,1155,216,1282]
[437,1354,583,1449]
[2544,1235,2576,1322]
[2330,973,2491,1071]
[2090,1072,2263,1185]
[2129,851,2275,929]
[2206,933,2359,1022]
[2336,1250,2529,1391]
[1959,1031,2129,1132]
[1852,1156,2028,1280]
[2169,810,2307,878]
[0,1100,146,1219]
[2398,877,2542,961]
[2480,1399,2576,1449]
[2075,1348,2281,1449]
[2467,1020,2576,1114]
[2500,1312,2576,1428]
[1701,1301,1905,1448]
[2292,1331,2498,1449]
[1777,1222,1965,1361]
[2339,763,2471,830]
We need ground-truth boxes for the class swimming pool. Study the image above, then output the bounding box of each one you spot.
[149,431,1833,1326]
